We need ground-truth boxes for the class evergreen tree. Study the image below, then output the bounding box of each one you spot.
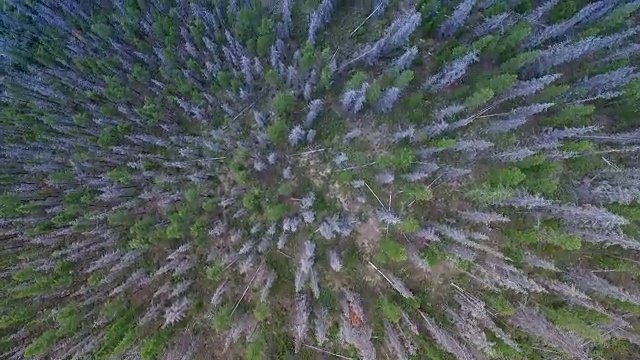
[2,1,640,359]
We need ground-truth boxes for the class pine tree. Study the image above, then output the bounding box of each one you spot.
[423,51,479,91]
[525,1,615,48]
[508,307,590,359]
[314,305,329,345]
[438,0,477,39]
[3,1,640,358]
[420,312,477,360]
[293,293,310,353]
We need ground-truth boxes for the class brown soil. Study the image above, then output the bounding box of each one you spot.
[356,214,383,256]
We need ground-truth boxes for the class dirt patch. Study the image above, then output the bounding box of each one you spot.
[359,263,388,292]
[293,150,331,187]
[427,261,461,295]
[356,214,382,255]
[360,118,391,157]
[163,329,197,360]
[329,180,363,213]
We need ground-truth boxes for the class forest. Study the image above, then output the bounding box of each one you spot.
[1,0,640,359]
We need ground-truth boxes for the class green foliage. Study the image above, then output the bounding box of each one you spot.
[277,181,295,197]
[5,2,640,359]
[548,0,580,24]
[591,339,635,360]
[97,126,123,147]
[99,298,126,319]
[0,194,20,218]
[366,80,383,104]
[404,185,433,202]
[467,184,515,204]
[346,71,368,89]
[516,153,547,169]
[560,140,594,153]
[336,170,353,183]
[502,246,524,265]
[504,223,581,250]
[488,167,526,188]
[246,328,268,360]
[608,298,640,316]
[474,35,498,52]
[109,327,138,358]
[0,307,33,330]
[140,330,169,360]
[265,69,279,86]
[566,153,607,174]
[163,221,181,240]
[544,104,595,128]
[202,198,218,212]
[540,224,582,250]
[108,167,132,184]
[622,78,640,107]
[266,120,288,144]
[394,70,415,88]
[257,18,275,57]
[465,88,495,109]
[376,148,416,172]
[48,170,74,184]
[24,330,57,358]
[189,217,208,244]
[87,272,103,287]
[398,218,420,233]
[254,301,270,321]
[590,253,640,276]
[378,297,402,323]
[498,22,532,54]
[376,237,408,263]
[502,228,537,246]
[485,74,518,93]
[545,306,608,343]
[91,23,111,38]
[522,175,559,198]
[616,79,640,131]
[55,304,82,336]
[403,92,429,123]
[103,76,129,100]
[484,292,515,317]
[608,204,640,222]
[318,66,334,90]
[138,98,163,124]
[500,51,540,72]
[265,203,290,221]
[184,186,202,204]
[12,267,37,282]
[230,148,251,183]
[215,70,232,88]
[72,112,91,126]
[108,211,134,227]
[212,304,233,332]
[422,244,447,266]
[243,188,264,211]
[431,138,456,148]
[300,42,315,70]
[445,44,471,64]
[418,338,452,360]
[234,8,258,41]
[96,309,136,357]
[205,263,224,283]
[535,84,570,103]
[519,160,561,197]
